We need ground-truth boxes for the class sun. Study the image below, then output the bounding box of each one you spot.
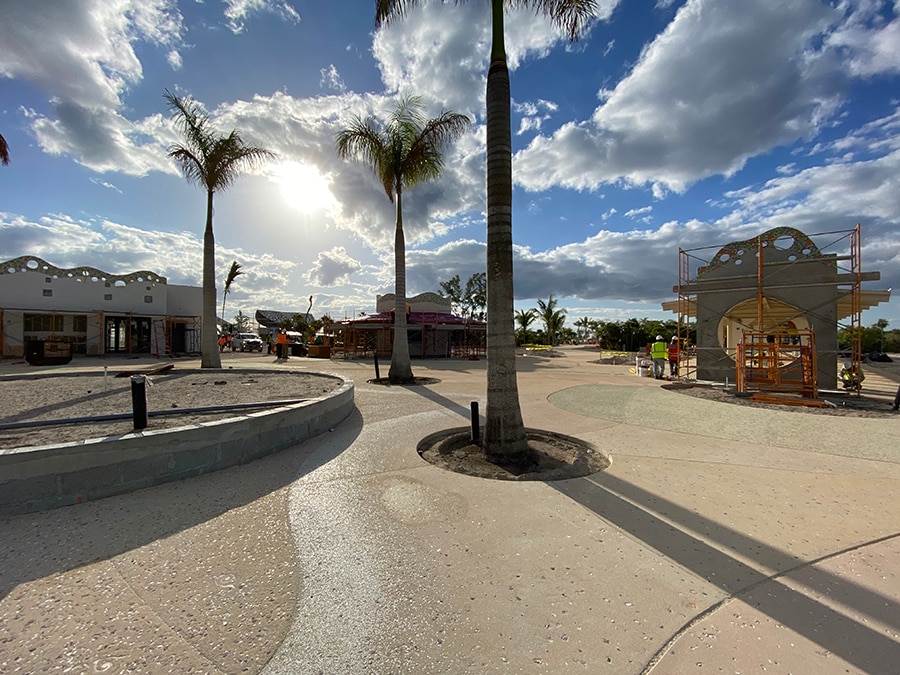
[270,161,336,213]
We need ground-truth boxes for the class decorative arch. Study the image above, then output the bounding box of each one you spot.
[699,227,821,276]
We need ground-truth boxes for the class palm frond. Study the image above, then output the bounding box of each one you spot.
[0,133,9,166]
[375,0,421,26]
[224,261,243,293]
[516,0,599,40]
[336,115,396,201]
[166,91,274,192]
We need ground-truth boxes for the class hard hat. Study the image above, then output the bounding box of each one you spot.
[656,335,664,340]
[671,336,678,342]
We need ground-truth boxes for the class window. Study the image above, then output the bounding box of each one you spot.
[104,294,113,301]
[24,314,63,332]
[72,315,87,332]
[144,295,153,303]
[45,277,52,283]
[42,289,52,297]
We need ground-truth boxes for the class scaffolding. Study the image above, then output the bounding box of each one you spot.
[674,225,868,396]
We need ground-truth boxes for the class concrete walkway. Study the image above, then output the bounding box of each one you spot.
[1,347,898,673]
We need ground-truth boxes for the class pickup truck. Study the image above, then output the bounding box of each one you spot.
[232,332,264,352]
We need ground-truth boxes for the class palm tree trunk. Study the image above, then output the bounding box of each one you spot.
[201,190,222,368]
[389,187,415,383]
[483,0,527,462]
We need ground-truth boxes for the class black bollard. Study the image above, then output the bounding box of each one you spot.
[131,374,148,430]
[893,383,900,412]
[470,401,480,443]
[374,352,380,380]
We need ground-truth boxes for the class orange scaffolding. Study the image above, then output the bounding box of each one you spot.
[675,225,865,396]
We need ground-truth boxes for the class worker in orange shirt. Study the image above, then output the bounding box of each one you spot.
[276,329,290,361]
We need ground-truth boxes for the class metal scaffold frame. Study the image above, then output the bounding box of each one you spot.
[675,225,865,397]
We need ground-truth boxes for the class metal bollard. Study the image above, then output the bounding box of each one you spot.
[131,374,148,430]
[374,352,380,380]
[470,401,480,443]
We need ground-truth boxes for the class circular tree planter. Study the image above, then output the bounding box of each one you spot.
[417,427,610,481]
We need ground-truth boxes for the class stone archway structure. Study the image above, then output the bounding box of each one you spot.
[668,226,891,388]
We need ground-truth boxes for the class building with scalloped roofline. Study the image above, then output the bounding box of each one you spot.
[0,256,202,358]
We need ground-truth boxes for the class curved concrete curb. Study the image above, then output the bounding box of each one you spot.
[0,374,354,515]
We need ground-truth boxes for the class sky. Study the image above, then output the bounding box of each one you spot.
[1,0,898,329]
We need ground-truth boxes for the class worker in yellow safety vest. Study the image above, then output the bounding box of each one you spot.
[650,335,668,380]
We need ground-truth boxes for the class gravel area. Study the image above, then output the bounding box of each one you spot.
[0,370,343,449]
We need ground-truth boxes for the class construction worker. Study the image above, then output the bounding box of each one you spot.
[840,362,864,390]
[650,335,668,380]
[276,329,290,360]
[667,336,680,377]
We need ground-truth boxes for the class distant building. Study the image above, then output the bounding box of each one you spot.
[255,309,314,335]
[0,256,202,358]
[330,291,486,359]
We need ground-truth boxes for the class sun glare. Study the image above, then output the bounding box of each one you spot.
[271,162,336,213]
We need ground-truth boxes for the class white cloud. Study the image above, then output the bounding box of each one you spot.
[513,0,888,193]
[319,65,346,92]
[371,2,621,121]
[826,1,900,77]
[0,0,183,110]
[306,247,363,286]
[0,0,184,174]
[223,0,301,34]
[624,206,653,219]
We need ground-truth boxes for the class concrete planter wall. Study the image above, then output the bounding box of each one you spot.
[0,376,354,515]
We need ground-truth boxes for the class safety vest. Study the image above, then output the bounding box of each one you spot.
[650,340,668,359]
[667,343,679,360]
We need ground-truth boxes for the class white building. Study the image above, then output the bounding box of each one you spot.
[0,256,202,358]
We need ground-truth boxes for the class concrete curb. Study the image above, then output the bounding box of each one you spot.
[0,374,354,515]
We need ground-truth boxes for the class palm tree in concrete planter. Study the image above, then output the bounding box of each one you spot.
[336,95,471,384]
[165,90,274,369]
[376,0,597,461]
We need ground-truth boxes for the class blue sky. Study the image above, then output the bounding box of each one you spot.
[1,0,898,328]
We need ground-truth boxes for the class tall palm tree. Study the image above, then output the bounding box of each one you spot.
[221,260,243,330]
[0,133,9,165]
[336,95,471,384]
[536,294,567,346]
[165,90,274,369]
[377,0,596,462]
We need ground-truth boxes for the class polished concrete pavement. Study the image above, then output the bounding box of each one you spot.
[1,347,898,673]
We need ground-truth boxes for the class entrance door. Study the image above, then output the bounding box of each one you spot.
[105,316,152,353]
[105,317,126,353]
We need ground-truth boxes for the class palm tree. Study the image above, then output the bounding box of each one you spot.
[336,95,471,384]
[574,316,591,341]
[376,1,597,461]
[165,90,274,369]
[515,308,537,344]
[0,133,9,165]
[221,260,243,331]
[536,294,567,346]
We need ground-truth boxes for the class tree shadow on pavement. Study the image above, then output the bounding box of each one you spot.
[554,473,900,673]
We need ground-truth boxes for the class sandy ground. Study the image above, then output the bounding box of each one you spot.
[0,369,342,450]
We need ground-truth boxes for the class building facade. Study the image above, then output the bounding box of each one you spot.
[0,256,202,358]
